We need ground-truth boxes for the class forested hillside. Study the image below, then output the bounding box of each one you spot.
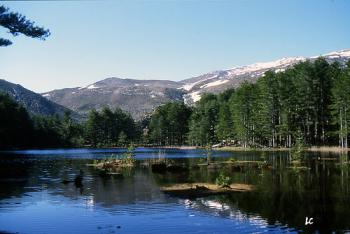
[0,93,140,149]
[0,79,80,119]
[148,58,350,149]
[2,58,350,149]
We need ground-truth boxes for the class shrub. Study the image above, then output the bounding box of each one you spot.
[215,172,231,187]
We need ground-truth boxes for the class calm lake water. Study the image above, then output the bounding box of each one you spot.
[0,148,349,233]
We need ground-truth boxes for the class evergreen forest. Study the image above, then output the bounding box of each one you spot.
[2,58,350,149]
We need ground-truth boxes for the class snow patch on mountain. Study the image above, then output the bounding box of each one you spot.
[182,82,199,91]
[226,56,305,76]
[200,79,229,88]
[275,68,286,73]
[182,73,218,91]
[181,49,350,104]
[323,49,350,58]
[87,84,99,89]
[190,91,201,103]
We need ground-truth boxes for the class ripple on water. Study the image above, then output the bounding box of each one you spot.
[0,190,298,234]
[0,149,344,233]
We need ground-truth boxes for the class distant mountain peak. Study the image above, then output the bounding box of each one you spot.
[229,56,305,70]
[41,48,350,118]
[321,49,350,58]
[181,49,350,105]
[42,78,184,120]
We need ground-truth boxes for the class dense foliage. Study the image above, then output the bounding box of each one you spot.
[0,5,50,46]
[85,107,139,147]
[0,93,33,148]
[0,93,139,149]
[188,58,350,148]
[2,58,350,149]
[0,93,84,148]
[147,102,192,146]
[148,58,350,149]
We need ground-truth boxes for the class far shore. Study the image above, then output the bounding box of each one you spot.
[135,145,350,153]
[88,145,350,153]
[215,146,350,153]
[2,145,350,153]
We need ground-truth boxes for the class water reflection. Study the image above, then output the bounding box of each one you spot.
[0,149,349,233]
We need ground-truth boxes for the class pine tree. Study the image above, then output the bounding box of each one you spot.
[148,102,192,146]
[0,93,33,148]
[216,102,233,144]
[188,94,219,146]
[331,60,350,148]
[118,131,128,147]
[0,5,50,46]
[229,82,257,148]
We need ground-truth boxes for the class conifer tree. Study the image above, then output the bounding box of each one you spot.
[0,5,50,46]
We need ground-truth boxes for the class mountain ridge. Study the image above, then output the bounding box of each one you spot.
[181,49,350,104]
[41,49,350,119]
[0,79,80,119]
[42,77,185,120]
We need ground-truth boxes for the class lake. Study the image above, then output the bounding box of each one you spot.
[0,148,349,233]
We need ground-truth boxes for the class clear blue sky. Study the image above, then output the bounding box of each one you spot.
[1,0,350,93]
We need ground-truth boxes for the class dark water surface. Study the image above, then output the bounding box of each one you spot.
[0,148,349,233]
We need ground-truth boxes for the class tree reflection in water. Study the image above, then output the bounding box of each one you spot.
[0,149,349,233]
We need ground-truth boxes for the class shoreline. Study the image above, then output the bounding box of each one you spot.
[215,146,350,153]
[134,145,350,153]
[2,145,349,153]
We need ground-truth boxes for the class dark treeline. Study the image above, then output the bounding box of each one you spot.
[147,58,350,148]
[147,102,192,145]
[85,108,140,147]
[2,58,350,149]
[0,93,140,149]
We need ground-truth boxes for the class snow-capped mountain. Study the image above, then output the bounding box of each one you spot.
[181,49,350,104]
[42,49,350,119]
[42,78,184,120]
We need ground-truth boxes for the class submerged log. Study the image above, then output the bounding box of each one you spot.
[161,183,254,198]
